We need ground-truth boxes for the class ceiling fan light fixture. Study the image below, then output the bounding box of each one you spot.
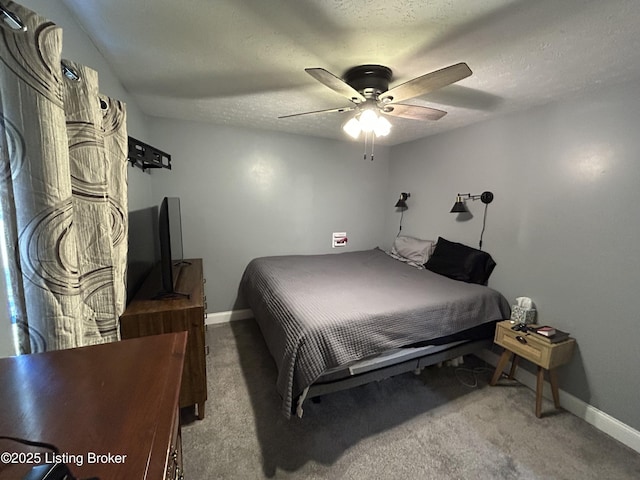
[343,117,361,139]
[359,109,378,133]
[374,116,391,137]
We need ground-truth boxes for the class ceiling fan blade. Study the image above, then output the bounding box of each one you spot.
[379,62,472,104]
[382,104,447,121]
[305,68,367,104]
[278,105,356,119]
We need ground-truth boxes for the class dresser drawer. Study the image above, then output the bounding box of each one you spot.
[166,408,183,480]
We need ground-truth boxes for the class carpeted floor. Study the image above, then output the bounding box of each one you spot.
[180,319,640,479]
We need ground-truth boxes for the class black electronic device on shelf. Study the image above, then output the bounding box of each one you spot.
[126,197,190,302]
[156,197,190,299]
[126,205,160,304]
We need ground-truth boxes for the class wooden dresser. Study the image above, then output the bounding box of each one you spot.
[120,258,208,419]
[0,332,186,480]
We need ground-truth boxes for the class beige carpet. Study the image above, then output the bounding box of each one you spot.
[180,319,640,479]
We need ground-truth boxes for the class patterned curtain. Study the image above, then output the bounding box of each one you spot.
[0,1,128,353]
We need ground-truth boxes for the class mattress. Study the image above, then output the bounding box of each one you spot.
[241,248,510,417]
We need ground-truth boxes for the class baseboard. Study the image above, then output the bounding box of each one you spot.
[205,309,253,325]
[476,349,640,454]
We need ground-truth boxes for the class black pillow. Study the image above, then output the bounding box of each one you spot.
[424,237,496,285]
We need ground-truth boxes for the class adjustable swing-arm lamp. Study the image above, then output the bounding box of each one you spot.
[394,192,410,209]
[449,191,494,250]
[450,191,493,213]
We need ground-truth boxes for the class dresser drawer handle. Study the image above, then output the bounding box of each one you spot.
[516,335,527,344]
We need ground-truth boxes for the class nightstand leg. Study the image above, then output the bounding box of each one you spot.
[549,369,561,409]
[508,355,520,379]
[535,366,545,418]
[490,350,512,386]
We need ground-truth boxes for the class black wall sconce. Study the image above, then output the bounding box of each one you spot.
[450,191,494,250]
[450,191,493,213]
[394,192,410,236]
[395,192,410,210]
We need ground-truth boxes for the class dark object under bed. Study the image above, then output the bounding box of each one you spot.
[240,248,510,418]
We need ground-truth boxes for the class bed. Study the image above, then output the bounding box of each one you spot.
[240,241,510,418]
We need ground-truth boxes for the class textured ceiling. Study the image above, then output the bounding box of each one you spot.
[62,0,640,145]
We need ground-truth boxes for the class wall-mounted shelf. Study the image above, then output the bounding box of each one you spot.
[127,136,172,172]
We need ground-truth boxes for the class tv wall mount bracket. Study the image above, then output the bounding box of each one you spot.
[127,136,172,172]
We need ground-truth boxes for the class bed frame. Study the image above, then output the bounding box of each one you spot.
[242,249,509,418]
[295,337,493,418]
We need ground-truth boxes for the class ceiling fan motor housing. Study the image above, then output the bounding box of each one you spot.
[281,62,470,122]
[343,65,392,98]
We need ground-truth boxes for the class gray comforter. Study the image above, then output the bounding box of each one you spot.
[241,248,510,417]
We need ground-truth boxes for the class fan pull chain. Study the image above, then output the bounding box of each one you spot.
[361,131,376,161]
[370,134,375,161]
[363,131,368,160]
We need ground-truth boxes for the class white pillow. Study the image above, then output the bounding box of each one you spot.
[391,236,436,264]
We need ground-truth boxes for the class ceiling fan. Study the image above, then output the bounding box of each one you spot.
[279,62,473,135]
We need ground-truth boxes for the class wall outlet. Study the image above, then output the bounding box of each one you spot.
[332,232,348,248]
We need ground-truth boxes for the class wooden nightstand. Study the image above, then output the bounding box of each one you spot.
[490,320,576,418]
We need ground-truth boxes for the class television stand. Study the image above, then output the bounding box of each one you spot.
[153,290,190,300]
[120,258,207,419]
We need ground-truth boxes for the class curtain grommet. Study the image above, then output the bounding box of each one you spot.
[61,61,81,82]
[0,6,27,32]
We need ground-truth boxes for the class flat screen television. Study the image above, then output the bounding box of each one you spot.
[126,205,160,303]
[157,196,189,298]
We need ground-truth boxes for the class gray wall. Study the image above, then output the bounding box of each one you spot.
[386,79,640,431]
[147,118,390,312]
